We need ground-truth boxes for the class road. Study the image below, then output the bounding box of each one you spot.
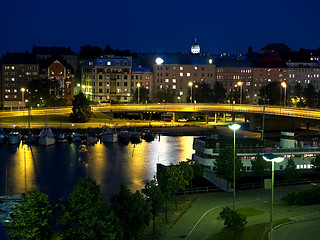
[1,103,320,121]
[163,185,320,240]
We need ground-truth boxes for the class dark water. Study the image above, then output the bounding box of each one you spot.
[0,136,195,202]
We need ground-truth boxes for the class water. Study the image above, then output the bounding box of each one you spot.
[0,136,195,202]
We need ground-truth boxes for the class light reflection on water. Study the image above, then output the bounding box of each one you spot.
[0,136,195,201]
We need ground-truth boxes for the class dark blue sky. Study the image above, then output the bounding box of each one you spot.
[1,0,320,56]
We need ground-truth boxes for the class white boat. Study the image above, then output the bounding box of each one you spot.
[56,133,68,143]
[101,125,117,143]
[38,123,55,146]
[0,128,6,144]
[8,131,21,145]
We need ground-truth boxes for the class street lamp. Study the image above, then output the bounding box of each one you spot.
[21,88,25,108]
[263,154,284,240]
[194,84,198,103]
[228,123,241,211]
[137,82,141,104]
[188,82,193,103]
[281,82,287,107]
[237,81,243,104]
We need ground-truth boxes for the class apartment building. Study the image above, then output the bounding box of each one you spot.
[131,66,153,102]
[0,52,39,109]
[39,57,75,103]
[81,56,132,103]
[152,54,215,102]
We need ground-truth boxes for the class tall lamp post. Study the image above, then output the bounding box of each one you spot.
[137,82,141,104]
[194,84,198,103]
[263,154,284,240]
[21,88,25,108]
[237,81,243,104]
[228,123,241,211]
[188,82,193,103]
[281,82,287,107]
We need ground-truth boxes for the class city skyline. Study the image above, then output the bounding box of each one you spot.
[1,0,320,56]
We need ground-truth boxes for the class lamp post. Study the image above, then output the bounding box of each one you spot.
[21,88,25,108]
[188,82,193,103]
[194,84,198,103]
[263,154,284,240]
[137,82,141,104]
[281,82,287,107]
[228,123,241,211]
[237,81,243,104]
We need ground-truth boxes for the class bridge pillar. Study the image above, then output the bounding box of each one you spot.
[223,113,226,123]
[172,112,178,122]
[206,114,209,124]
[214,113,217,123]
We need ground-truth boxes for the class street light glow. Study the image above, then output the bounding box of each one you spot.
[228,123,241,131]
[263,154,284,163]
[188,82,193,87]
[281,82,287,88]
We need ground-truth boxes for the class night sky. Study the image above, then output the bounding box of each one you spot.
[1,0,320,56]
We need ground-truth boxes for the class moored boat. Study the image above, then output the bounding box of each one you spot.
[101,125,118,143]
[8,131,21,145]
[23,131,37,144]
[56,132,68,143]
[118,130,130,143]
[38,123,55,146]
[0,128,6,144]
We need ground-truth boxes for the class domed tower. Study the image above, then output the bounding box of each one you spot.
[191,38,200,54]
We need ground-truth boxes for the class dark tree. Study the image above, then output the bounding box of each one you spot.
[292,83,305,107]
[130,86,150,103]
[111,183,151,240]
[155,87,178,103]
[60,177,120,240]
[303,83,318,108]
[251,153,271,187]
[284,158,300,182]
[187,82,214,103]
[258,81,281,105]
[212,81,227,103]
[219,207,247,240]
[215,147,246,192]
[69,92,93,123]
[9,188,56,240]
[142,179,165,234]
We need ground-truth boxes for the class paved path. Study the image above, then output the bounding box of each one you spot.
[163,185,320,240]
[274,220,320,240]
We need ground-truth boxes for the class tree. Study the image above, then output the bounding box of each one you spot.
[60,177,120,240]
[311,155,320,177]
[69,92,93,123]
[258,81,281,105]
[9,188,56,240]
[179,161,194,192]
[111,183,151,240]
[130,86,150,103]
[219,207,247,240]
[304,83,318,108]
[187,82,214,103]
[284,158,300,182]
[212,81,227,103]
[155,87,178,103]
[215,147,246,192]
[142,179,165,234]
[251,153,270,187]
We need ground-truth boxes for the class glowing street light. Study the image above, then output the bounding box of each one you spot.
[281,82,287,107]
[188,82,193,103]
[21,88,25,108]
[194,84,198,103]
[155,57,164,65]
[237,81,243,104]
[228,123,241,211]
[137,82,141,104]
[263,154,284,240]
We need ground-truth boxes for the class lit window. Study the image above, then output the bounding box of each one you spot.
[173,79,176,83]
[180,91,183,96]
[5,95,8,99]
[11,78,15,81]
[180,67,183,70]
[194,66,197,70]
[165,79,169,83]
[173,85,176,89]
[187,73,190,77]
[180,73,183,77]
[11,66,15,70]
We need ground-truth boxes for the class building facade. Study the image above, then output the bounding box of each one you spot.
[0,53,39,109]
[81,56,132,103]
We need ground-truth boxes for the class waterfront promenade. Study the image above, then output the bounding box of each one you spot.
[163,185,320,240]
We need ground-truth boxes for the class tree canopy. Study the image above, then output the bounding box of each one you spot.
[69,92,93,122]
[212,81,227,103]
[155,87,178,103]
